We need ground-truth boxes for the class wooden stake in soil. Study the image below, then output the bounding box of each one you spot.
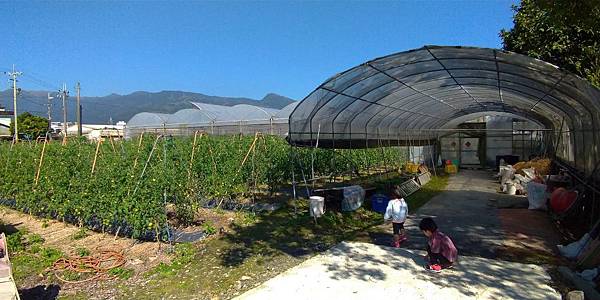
[207,141,218,176]
[91,139,103,175]
[34,138,48,186]
[237,132,261,175]
[187,131,203,181]
[109,136,116,153]
[132,132,145,171]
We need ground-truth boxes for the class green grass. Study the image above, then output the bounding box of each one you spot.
[108,267,134,280]
[202,221,217,235]
[71,228,89,240]
[146,243,197,278]
[75,247,91,257]
[405,174,449,211]
[10,238,64,283]
[57,292,89,300]
[0,221,65,284]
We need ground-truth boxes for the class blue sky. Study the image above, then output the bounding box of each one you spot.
[1,1,516,100]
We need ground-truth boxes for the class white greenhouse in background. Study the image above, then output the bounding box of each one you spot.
[125,102,299,138]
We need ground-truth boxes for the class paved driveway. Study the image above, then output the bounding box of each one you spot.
[235,242,560,300]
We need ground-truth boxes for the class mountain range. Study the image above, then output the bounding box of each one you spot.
[0,90,296,124]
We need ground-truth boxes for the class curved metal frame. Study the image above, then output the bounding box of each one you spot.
[288,45,600,175]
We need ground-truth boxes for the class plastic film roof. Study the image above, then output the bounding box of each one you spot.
[128,102,299,128]
[288,46,600,148]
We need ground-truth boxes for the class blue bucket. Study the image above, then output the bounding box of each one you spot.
[371,194,390,214]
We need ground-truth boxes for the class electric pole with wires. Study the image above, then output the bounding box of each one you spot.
[47,92,54,132]
[4,65,22,142]
[59,83,69,137]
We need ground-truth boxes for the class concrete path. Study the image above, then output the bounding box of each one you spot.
[235,170,563,300]
[235,242,561,300]
[403,169,511,258]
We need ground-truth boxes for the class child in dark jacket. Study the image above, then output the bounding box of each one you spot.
[419,217,458,272]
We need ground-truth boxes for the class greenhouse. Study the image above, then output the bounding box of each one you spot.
[125,101,299,138]
[289,46,600,178]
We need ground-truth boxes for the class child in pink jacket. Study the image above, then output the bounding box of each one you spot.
[419,217,458,272]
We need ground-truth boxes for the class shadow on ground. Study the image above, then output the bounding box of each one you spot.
[219,204,383,268]
[237,241,560,300]
[19,284,61,300]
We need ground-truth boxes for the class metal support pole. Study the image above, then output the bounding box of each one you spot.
[60,83,69,137]
[76,82,82,136]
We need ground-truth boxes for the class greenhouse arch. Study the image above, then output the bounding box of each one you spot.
[288,46,600,176]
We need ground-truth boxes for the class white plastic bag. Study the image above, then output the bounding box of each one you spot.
[558,233,590,259]
[527,181,547,210]
[514,174,531,184]
[522,167,536,180]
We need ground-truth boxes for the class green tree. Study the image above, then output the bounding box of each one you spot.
[10,112,49,139]
[500,0,600,88]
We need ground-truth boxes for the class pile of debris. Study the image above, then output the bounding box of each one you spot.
[495,157,571,212]
[513,158,552,176]
[496,160,543,196]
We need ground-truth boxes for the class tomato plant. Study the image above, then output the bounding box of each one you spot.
[0,135,406,239]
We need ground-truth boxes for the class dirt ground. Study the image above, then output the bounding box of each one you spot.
[0,206,233,299]
[497,208,568,265]
[0,206,169,275]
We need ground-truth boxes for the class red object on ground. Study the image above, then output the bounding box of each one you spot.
[446,160,452,165]
[426,264,442,273]
[550,188,578,213]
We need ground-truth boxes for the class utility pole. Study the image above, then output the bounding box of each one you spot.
[76,82,82,136]
[47,93,54,132]
[4,65,22,142]
[59,83,69,137]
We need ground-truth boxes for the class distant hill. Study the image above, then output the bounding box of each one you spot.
[0,90,296,124]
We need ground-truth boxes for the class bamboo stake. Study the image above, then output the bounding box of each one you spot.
[91,139,102,175]
[62,134,67,146]
[34,138,48,185]
[132,132,145,171]
[237,132,261,175]
[109,135,116,153]
[207,141,218,176]
[187,131,201,181]
[131,135,162,198]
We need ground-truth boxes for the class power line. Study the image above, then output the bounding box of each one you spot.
[18,97,46,107]
[21,75,61,91]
